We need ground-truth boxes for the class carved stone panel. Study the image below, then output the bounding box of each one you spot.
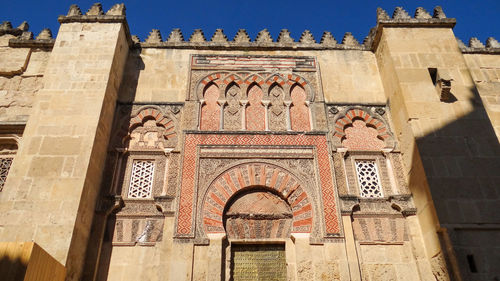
[268,85,287,131]
[224,83,243,130]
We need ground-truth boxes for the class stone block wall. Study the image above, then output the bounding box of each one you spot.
[0,4,498,281]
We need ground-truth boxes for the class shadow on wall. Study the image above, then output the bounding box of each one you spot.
[81,49,144,281]
[0,255,28,281]
[408,85,500,281]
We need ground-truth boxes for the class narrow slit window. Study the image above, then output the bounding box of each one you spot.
[128,160,155,198]
[355,160,383,198]
[467,254,478,273]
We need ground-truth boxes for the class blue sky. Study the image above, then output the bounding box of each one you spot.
[1,1,499,45]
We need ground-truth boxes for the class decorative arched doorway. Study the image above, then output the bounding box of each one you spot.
[199,162,317,281]
[224,189,289,280]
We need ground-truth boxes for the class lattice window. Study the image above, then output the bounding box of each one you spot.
[355,160,383,198]
[0,158,13,192]
[128,160,155,198]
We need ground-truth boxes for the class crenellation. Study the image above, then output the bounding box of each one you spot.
[341,32,360,47]
[36,28,53,40]
[67,4,82,16]
[469,37,485,48]
[363,27,376,47]
[145,29,162,43]
[166,28,184,42]
[299,30,316,44]
[106,3,126,16]
[392,7,411,20]
[86,3,104,16]
[0,21,28,37]
[433,6,446,19]
[210,29,228,43]
[486,37,500,48]
[319,31,337,46]
[457,36,500,54]
[233,29,250,43]
[19,31,33,40]
[376,8,390,21]
[414,7,432,19]
[255,28,273,43]
[189,29,206,43]
[277,29,294,44]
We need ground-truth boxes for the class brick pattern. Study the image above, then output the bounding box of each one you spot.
[290,84,311,131]
[112,218,164,246]
[334,109,388,150]
[200,83,221,130]
[352,216,408,243]
[246,84,266,131]
[0,158,13,192]
[202,163,313,234]
[175,133,339,237]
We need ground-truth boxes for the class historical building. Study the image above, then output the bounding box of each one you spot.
[0,3,499,281]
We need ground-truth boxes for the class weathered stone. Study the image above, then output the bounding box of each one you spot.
[299,30,316,44]
[0,4,498,281]
[233,29,250,43]
[277,29,294,43]
[255,28,273,43]
[167,28,184,42]
[145,29,162,43]
[210,29,227,43]
[189,29,206,42]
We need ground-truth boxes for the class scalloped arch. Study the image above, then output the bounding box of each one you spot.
[333,108,392,149]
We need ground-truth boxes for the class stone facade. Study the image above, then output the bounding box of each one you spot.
[0,4,499,281]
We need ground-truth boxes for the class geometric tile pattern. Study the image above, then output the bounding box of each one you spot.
[175,133,339,237]
[0,158,13,192]
[128,160,155,198]
[355,160,383,198]
[202,163,313,234]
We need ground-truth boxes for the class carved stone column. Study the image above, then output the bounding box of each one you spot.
[262,100,270,131]
[284,100,292,131]
[218,99,227,130]
[240,99,248,130]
